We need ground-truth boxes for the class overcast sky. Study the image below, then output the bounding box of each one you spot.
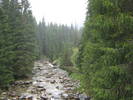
[28,0,87,27]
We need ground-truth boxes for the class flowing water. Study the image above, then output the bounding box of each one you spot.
[0,61,90,100]
[20,61,82,100]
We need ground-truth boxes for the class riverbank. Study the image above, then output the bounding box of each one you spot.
[0,61,89,100]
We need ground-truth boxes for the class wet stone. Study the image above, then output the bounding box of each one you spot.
[50,80,56,84]
[17,61,90,100]
[19,93,33,100]
[1,92,6,95]
[40,95,48,100]
[56,86,59,89]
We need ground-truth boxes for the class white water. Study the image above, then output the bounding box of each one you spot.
[21,61,79,100]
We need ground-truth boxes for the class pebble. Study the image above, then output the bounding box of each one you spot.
[3,61,89,100]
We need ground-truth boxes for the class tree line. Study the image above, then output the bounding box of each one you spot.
[0,0,36,89]
[76,0,133,100]
[37,19,82,66]
[0,0,133,99]
[0,0,82,90]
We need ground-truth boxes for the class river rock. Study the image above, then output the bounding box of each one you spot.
[37,87,46,92]
[0,97,7,100]
[8,92,17,97]
[56,86,59,89]
[61,93,68,98]
[79,93,91,100]
[40,95,48,100]
[18,61,90,100]
[12,97,19,100]
[1,92,7,95]
[19,93,33,100]
[50,80,56,84]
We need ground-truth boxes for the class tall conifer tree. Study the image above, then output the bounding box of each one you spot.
[78,0,133,100]
[0,0,36,89]
[0,3,14,89]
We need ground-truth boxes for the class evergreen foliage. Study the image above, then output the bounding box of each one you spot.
[1,1,132,98]
[37,21,82,66]
[0,5,14,89]
[0,0,36,89]
[78,0,133,100]
[77,0,133,99]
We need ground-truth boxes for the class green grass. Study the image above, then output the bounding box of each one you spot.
[60,65,86,93]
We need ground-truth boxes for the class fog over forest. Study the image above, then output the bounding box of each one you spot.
[0,0,133,100]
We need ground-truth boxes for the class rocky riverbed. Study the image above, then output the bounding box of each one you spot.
[0,61,90,100]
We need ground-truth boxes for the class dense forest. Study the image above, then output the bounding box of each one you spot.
[77,0,133,100]
[0,0,37,89]
[0,0,82,90]
[37,20,82,66]
[0,0,133,100]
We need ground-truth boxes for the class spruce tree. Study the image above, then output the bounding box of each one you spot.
[37,21,82,64]
[10,0,36,79]
[0,5,14,89]
[78,0,133,100]
[0,0,36,89]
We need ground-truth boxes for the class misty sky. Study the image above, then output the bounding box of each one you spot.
[28,0,87,27]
